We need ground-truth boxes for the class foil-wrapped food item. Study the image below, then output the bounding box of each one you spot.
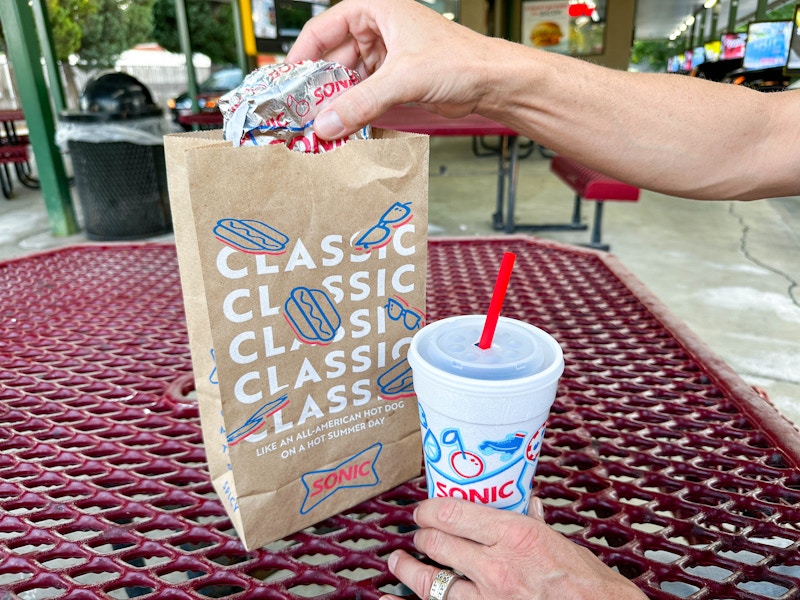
[218,60,371,152]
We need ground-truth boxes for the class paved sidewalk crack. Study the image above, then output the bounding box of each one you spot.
[728,202,800,310]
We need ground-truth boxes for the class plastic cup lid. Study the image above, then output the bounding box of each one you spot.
[414,316,557,381]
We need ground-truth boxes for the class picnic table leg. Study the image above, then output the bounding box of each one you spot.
[504,135,520,234]
[1,164,12,199]
[587,201,610,251]
[571,193,582,227]
[492,136,508,231]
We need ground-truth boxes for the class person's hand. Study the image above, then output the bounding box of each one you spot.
[380,497,647,600]
[285,0,500,139]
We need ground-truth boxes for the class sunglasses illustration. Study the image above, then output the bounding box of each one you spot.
[354,201,413,252]
[385,296,425,331]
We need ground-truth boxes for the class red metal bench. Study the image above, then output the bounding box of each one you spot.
[549,155,640,251]
[0,143,31,198]
[0,142,29,163]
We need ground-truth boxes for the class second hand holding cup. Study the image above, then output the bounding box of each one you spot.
[407,251,564,513]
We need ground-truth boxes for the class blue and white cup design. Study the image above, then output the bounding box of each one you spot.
[420,404,546,512]
[408,315,564,514]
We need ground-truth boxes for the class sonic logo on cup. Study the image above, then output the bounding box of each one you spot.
[423,426,546,511]
[300,442,382,514]
[525,423,546,462]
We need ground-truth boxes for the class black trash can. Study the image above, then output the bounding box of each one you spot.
[60,72,172,241]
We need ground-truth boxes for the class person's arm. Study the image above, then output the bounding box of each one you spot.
[379,497,647,600]
[482,44,800,200]
[287,0,800,200]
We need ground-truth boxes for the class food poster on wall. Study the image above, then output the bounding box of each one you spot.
[522,0,606,56]
[523,1,571,53]
[252,0,277,40]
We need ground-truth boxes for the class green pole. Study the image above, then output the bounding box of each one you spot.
[755,0,768,20]
[710,4,719,41]
[230,0,249,75]
[697,11,705,45]
[30,0,66,114]
[728,0,739,32]
[0,0,78,237]
[175,0,199,115]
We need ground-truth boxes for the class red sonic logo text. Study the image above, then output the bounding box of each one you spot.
[300,443,382,514]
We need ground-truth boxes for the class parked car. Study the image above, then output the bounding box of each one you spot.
[168,67,244,129]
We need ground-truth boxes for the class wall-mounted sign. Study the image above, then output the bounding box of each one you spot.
[522,0,606,56]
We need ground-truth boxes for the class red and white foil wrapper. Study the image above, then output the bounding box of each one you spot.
[218,60,371,152]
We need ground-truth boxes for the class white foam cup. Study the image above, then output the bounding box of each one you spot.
[407,315,564,514]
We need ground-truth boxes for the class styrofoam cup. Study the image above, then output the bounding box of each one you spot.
[407,315,564,514]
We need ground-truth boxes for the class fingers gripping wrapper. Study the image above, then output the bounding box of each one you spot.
[219,60,371,151]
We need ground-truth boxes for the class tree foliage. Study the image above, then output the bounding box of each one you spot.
[48,0,96,60]
[630,39,675,72]
[151,0,237,65]
[46,0,154,68]
[79,0,156,68]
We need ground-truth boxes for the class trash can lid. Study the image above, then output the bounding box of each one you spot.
[61,72,162,122]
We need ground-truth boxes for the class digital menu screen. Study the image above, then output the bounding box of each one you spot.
[720,32,747,60]
[742,21,792,70]
[785,5,800,74]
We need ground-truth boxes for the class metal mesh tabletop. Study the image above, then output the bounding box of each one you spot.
[0,238,798,599]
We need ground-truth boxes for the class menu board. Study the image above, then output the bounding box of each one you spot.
[720,33,747,60]
[522,0,606,56]
[743,21,791,70]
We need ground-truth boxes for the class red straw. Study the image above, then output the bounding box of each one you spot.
[477,252,516,349]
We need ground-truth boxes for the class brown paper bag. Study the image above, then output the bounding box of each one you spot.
[165,128,429,549]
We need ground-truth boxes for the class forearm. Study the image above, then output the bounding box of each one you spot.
[478,37,800,200]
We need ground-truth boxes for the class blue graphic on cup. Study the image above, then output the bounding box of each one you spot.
[214,218,289,254]
[353,201,412,252]
[479,432,527,462]
[284,287,341,345]
[524,423,546,463]
[377,358,414,398]
[419,404,428,429]
[421,423,545,511]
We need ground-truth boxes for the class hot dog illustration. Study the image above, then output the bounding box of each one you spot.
[214,218,289,254]
[284,287,341,345]
[377,358,414,398]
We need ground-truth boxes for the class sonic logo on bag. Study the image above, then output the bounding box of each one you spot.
[300,443,382,514]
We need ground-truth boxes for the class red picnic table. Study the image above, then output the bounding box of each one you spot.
[0,108,39,198]
[0,237,798,599]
